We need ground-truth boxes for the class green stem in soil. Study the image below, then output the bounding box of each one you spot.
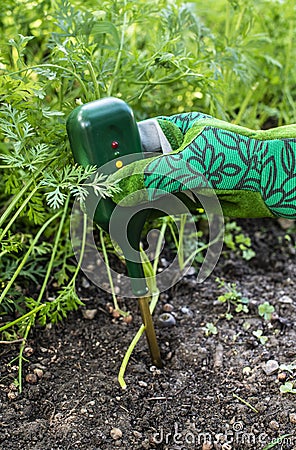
[176,214,187,271]
[0,211,61,304]
[99,228,128,316]
[0,186,70,339]
[18,317,34,392]
[34,195,70,305]
[16,197,69,392]
[232,393,259,413]
[262,434,294,450]
[152,220,168,275]
[72,212,88,284]
[0,304,46,334]
[182,227,224,269]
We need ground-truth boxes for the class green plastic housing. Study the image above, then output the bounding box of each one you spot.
[66,97,148,296]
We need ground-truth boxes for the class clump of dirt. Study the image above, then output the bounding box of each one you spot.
[0,218,295,450]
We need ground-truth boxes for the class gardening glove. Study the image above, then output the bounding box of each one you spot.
[109,112,296,220]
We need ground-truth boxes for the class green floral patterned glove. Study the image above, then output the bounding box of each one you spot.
[110,112,296,219]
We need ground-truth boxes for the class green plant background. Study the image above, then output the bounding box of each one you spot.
[0,0,295,371]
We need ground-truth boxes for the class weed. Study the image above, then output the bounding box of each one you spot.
[252,329,268,345]
[203,322,218,336]
[216,278,249,316]
[258,302,275,321]
[224,221,255,261]
[278,361,296,394]
[279,382,296,394]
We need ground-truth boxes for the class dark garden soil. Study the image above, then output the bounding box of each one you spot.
[0,218,296,450]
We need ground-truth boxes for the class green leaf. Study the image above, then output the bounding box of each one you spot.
[258,302,275,321]
[92,21,120,47]
[280,381,296,394]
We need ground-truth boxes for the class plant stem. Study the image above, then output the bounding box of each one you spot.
[0,162,53,230]
[0,338,25,344]
[35,196,70,305]
[0,179,35,229]
[0,304,46,333]
[87,61,100,99]
[152,220,168,274]
[234,82,259,125]
[99,228,128,315]
[107,0,127,97]
[18,317,34,392]
[0,185,39,241]
[72,213,88,284]
[0,211,61,304]
[232,393,259,413]
[7,64,89,100]
[183,227,224,268]
[12,197,68,393]
[177,214,187,271]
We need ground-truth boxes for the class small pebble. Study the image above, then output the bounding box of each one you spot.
[112,309,121,319]
[289,413,296,424]
[82,309,97,320]
[133,430,142,439]
[158,312,176,327]
[123,315,133,324]
[202,443,213,450]
[278,295,293,304]
[263,360,279,376]
[25,373,38,384]
[180,306,193,317]
[110,428,123,440]
[138,380,148,387]
[278,218,294,230]
[269,419,279,430]
[33,368,44,379]
[81,277,90,288]
[242,366,252,376]
[278,372,287,382]
[185,266,196,276]
[23,347,34,357]
[213,344,224,370]
[7,391,18,400]
[163,303,174,312]
[141,439,150,449]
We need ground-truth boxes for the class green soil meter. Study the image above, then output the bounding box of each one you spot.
[66,98,148,297]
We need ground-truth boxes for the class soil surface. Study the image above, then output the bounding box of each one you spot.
[1,218,296,450]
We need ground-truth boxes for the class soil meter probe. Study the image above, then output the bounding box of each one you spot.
[66,97,162,369]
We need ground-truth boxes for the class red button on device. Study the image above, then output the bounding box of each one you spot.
[111,141,119,149]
